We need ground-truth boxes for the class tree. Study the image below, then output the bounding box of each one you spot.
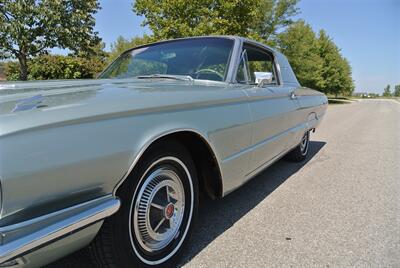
[277,21,323,89]
[133,0,299,42]
[317,30,354,97]
[383,85,392,97]
[0,0,101,80]
[133,1,354,94]
[338,57,354,96]
[255,0,299,42]
[76,41,108,62]
[0,61,5,79]
[394,84,400,97]
[5,55,106,80]
[107,35,152,63]
[277,23,354,95]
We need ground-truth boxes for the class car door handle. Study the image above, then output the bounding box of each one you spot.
[290,91,297,100]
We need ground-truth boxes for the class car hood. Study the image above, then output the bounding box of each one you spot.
[0,78,239,137]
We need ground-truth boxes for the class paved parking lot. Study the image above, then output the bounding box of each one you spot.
[48,99,400,267]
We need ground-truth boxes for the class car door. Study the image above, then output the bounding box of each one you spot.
[237,43,301,178]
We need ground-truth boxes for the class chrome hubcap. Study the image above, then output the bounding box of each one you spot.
[300,132,309,155]
[133,167,185,252]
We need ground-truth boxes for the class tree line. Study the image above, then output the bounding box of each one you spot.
[0,0,356,96]
[383,85,400,97]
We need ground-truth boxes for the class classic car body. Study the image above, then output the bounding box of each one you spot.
[0,36,327,267]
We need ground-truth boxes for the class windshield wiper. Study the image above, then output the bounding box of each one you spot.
[136,74,194,82]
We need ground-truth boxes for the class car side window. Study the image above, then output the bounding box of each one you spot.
[236,44,278,85]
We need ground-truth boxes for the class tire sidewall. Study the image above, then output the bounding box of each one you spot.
[113,142,198,268]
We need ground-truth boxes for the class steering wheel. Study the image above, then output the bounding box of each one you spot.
[194,69,224,81]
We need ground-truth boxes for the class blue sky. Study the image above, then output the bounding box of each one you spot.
[85,0,399,93]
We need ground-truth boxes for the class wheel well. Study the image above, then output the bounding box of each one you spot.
[143,131,223,199]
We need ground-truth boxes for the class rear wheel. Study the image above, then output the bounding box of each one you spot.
[286,131,310,162]
[89,141,198,267]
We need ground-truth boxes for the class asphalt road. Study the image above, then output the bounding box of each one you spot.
[48,99,400,267]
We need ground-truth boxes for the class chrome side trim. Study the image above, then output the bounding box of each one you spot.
[0,196,120,264]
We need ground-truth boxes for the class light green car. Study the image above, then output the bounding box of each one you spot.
[0,36,327,267]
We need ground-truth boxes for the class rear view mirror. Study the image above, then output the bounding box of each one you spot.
[254,72,273,87]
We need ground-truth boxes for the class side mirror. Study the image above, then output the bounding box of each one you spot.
[254,72,273,87]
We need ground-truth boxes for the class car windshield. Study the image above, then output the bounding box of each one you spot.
[99,38,234,82]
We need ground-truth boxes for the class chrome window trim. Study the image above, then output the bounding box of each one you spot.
[0,180,3,220]
[99,36,238,83]
[98,36,283,85]
[226,37,244,83]
[229,38,283,86]
[235,49,250,83]
[224,37,243,83]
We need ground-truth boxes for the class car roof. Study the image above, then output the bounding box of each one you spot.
[129,35,280,55]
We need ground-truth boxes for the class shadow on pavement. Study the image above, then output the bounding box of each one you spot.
[46,141,326,268]
[178,140,326,266]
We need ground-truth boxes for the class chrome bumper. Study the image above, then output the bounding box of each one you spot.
[0,195,120,265]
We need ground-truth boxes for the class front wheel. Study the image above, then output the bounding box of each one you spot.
[286,131,310,162]
[89,141,198,267]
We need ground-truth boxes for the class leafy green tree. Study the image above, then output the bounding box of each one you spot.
[338,57,354,96]
[277,20,323,89]
[277,24,354,95]
[107,35,152,63]
[394,84,400,97]
[133,0,299,42]
[316,30,338,93]
[255,0,299,42]
[317,30,354,97]
[0,0,101,80]
[76,41,108,62]
[5,54,105,80]
[133,1,354,94]
[0,61,5,80]
[383,85,392,97]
